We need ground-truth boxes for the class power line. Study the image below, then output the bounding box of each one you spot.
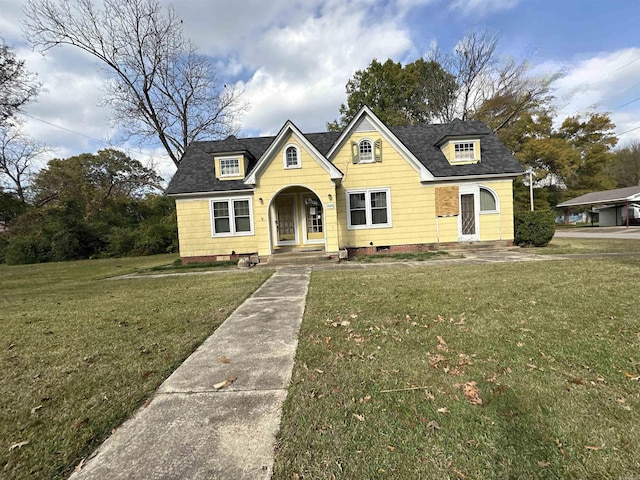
[613,55,640,72]
[615,95,640,109]
[618,125,640,136]
[20,112,163,159]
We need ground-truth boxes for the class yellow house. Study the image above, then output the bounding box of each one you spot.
[166,106,524,263]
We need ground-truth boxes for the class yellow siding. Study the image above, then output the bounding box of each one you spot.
[176,197,258,257]
[479,180,515,241]
[334,132,439,248]
[253,134,339,256]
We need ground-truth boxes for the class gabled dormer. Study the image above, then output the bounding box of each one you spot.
[435,119,488,165]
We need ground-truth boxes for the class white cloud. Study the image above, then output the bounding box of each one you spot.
[449,0,520,16]
[542,48,640,144]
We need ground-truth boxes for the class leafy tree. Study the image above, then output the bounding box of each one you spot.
[0,39,40,127]
[24,0,246,167]
[328,58,456,129]
[556,113,617,195]
[609,140,640,187]
[32,149,163,215]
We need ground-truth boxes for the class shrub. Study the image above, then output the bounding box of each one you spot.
[5,235,49,265]
[514,210,556,247]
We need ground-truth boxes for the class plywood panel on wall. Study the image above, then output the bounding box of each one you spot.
[435,186,459,217]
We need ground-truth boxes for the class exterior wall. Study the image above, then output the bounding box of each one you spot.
[479,180,515,241]
[253,133,339,256]
[175,196,258,258]
[333,131,438,249]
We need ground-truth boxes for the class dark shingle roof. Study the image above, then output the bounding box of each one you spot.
[166,121,523,195]
[390,122,523,177]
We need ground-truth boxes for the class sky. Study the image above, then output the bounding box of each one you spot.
[1,0,640,182]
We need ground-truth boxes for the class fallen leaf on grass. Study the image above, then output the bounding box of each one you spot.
[537,461,549,467]
[436,407,450,415]
[359,395,371,404]
[585,445,602,451]
[352,413,365,422]
[425,420,441,430]
[31,404,43,414]
[623,371,640,381]
[9,441,29,451]
[436,336,448,351]
[460,381,482,405]
[213,376,237,390]
[218,356,231,364]
[387,445,396,451]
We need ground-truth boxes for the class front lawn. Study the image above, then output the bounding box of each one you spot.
[274,258,640,479]
[0,256,272,479]
[534,237,640,255]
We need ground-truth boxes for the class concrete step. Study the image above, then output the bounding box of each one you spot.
[267,250,336,265]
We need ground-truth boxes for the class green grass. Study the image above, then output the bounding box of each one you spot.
[0,255,272,479]
[533,237,640,255]
[353,251,452,263]
[273,258,640,479]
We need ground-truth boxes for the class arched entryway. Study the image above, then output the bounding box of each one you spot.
[269,186,326,253]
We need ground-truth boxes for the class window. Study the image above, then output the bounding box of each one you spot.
[347,188,391,229]
[210,198,253,236]
[359,140,373,163]
[284,145,300,168]
[454,142,475,161]
[219,157,240,177]
[351,138,382,164]
[479,187,498,212]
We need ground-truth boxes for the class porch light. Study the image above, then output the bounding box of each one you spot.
[258,197,264,204]
[328,193,332,201]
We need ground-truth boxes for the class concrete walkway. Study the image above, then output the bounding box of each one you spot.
[69,267,310,480]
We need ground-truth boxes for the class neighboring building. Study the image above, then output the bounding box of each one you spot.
[166,106,524,263]
[557,186,640,227]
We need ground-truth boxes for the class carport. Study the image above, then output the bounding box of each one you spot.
[557,186,640,227]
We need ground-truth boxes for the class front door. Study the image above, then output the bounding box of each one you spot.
[459,193,479,241]
[304,195,324,243]
[275,196,296,244]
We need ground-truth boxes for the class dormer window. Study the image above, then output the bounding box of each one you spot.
[219,157,240,177]
[454,142,475,161]
[284,145,301,169]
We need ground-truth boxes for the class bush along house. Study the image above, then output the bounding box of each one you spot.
[165,106,524,263]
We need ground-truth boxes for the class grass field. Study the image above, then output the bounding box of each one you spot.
[0,256,272,479]
[534,237,640,255]
[273,257,640,479]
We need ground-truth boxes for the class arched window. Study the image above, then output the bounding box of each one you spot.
[358,139,373,163]
[284,145,300,168]
[479,187,498,212]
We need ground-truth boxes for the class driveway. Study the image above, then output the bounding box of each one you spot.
[554,226,640,240]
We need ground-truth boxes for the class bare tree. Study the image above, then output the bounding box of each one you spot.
[23,0,246,167]
[0,39,40,127]
[0,124,51,202]
[430,31,553,130]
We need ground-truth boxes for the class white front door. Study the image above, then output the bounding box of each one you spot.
[459,190,479,241]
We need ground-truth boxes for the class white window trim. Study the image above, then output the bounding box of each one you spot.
[210,197,254,237]
[479,186,500,214]
[358,138,375,163]
[346,188,392,230]
[218,156,241,177]
[453,141,476,162]
[283,144,301,169]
